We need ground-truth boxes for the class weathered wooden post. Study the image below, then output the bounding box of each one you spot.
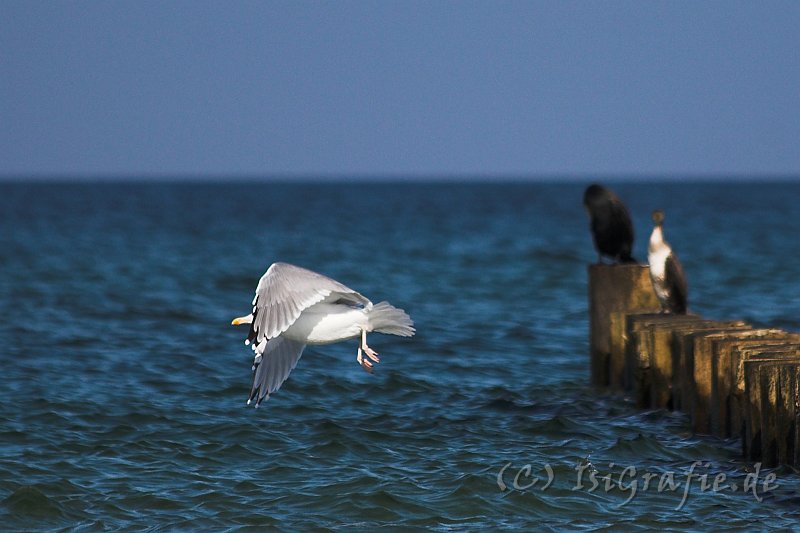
[676,324,750,431]
[756,361,800,468]
[648,319,704,409]
[741,347,800,462]
[663,321,744,412]
[736,344,800,450]
[675,329,707,413]
[773,363,800,468]
[624,314,702,407]
[588,264,660,389]
[689,324,757,433]
[704,330,800,437]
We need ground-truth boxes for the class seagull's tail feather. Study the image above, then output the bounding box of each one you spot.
[368,301,415,337]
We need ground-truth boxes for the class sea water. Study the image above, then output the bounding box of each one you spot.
[1,181,799,530]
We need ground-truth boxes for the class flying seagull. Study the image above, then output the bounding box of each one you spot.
[583,184,636,264]
[648,210,688,314]
[231,262,415,407]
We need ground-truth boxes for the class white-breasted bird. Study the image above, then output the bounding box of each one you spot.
[648,210,688,314]
[231,262,415,407]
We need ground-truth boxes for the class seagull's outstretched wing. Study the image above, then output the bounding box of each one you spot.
[246,262,371,345]
[248,336,307,407]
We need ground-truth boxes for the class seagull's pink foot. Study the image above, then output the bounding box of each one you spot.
[361,359,374,373]
[363,345,380,363]
[357,348,374,373]
[358,330,379,373]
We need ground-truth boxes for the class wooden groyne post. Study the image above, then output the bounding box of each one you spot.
[588,264,660,389]
[589,263,800,467]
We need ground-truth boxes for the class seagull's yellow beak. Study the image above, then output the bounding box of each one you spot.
[231,315,252,326]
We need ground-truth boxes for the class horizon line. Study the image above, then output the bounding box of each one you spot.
[1,172,799,184]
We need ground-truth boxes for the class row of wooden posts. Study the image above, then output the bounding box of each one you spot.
[589,264,800,468]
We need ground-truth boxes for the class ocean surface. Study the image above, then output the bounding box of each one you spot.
[2,181,800,531]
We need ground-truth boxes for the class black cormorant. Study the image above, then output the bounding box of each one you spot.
[647,209,688,314]
[583,184,636,263]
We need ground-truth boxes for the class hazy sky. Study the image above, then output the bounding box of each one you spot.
[1,1,798,179]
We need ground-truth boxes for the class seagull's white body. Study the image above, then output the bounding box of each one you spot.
[282,302,368,345]
[232,262,415,407]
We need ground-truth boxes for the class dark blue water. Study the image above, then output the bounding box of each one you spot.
[2,181,800,530]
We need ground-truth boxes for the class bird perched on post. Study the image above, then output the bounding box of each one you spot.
[583,184,636,264]
[231,262,415,407]
[647,210,688,314]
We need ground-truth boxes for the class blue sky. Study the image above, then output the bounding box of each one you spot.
[1,1,798,179]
